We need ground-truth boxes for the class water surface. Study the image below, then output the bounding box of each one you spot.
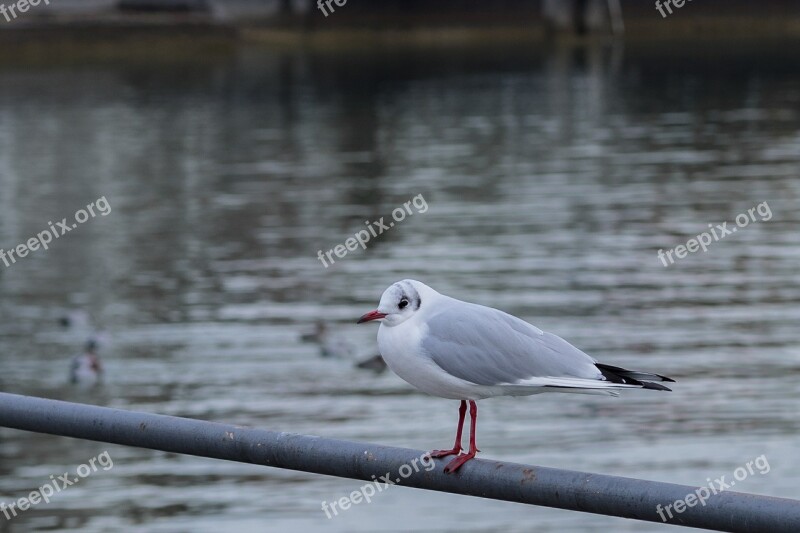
[0,40,799,532]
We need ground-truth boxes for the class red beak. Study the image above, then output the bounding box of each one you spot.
[357,310,387,324]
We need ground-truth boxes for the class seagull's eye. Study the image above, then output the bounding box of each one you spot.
[398,298,409,309]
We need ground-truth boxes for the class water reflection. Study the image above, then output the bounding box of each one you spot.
[0,40,799,532]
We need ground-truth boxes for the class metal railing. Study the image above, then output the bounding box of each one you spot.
[1,392,798,532]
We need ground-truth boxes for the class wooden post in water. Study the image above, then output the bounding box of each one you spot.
[542,0,624,35]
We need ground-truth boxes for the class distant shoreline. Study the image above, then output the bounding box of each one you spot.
[0,11,798,64]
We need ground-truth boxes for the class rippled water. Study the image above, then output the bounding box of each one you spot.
[0,40,799,532]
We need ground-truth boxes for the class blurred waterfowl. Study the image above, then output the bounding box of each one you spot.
[354,354,388,373]
[69,339,104,387]
[58,309,91,330]
[301,320,357,358]
[301,320,387,373]
[300,320,330,346]
[57,309,112,349]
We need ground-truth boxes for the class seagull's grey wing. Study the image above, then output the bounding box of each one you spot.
[421,301,603,386]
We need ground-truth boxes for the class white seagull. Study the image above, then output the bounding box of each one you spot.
[357,279,674,473]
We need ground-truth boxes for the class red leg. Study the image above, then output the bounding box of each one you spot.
[444,400,479,473]
[428,400,467,458]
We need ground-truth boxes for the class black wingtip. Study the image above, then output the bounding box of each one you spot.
[596,363,675,390]
[641,381,672,392]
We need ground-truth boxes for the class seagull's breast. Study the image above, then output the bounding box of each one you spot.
[377,318,488,400]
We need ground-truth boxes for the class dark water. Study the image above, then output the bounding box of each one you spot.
[0,40,799,532]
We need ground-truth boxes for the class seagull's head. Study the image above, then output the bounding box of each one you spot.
[357,279,434,327]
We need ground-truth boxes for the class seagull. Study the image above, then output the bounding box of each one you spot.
[357,280,674,473]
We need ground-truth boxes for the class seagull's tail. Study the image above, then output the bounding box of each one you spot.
[595,363,675,392]
[503,365,675,396]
